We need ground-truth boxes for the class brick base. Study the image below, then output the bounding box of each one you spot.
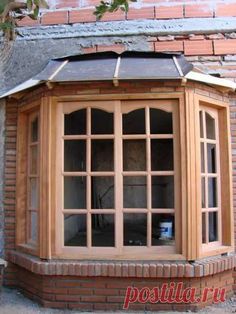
[11,265,234,311]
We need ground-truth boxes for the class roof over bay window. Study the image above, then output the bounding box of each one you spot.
[1,51,236,98]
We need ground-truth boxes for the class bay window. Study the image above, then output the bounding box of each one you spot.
[58,100,180,257]
[16,92,233,260]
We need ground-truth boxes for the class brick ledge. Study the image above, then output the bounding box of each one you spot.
[7,250,236,278]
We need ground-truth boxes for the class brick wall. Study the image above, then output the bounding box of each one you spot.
[17,0,236,26]
[3,100,18,286]
[0,100,5,258]
[13,265,234,311]
[15,0,236,83]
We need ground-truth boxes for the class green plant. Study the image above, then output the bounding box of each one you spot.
[94,0,135,20]
[0,0,49,39]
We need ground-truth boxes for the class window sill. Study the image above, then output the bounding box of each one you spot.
[8,250,236,279]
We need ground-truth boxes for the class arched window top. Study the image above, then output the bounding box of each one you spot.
[122,107,173,135]
[64,108,114,135]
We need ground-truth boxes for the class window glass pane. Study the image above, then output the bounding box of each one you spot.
[64,109,86,135]
[201,142,205,173]
[64,177,86,209]
[208,177,217,208]
[152,214,175,246]
[152,176,174,208]
[124,213,147,246]
[91,140,114,172]
[91,109,113,134]
[202,213,206,243]
[92,214,114,247]
[123,140,146,171]
[123,109,145,134]
[206,112,215,140]
[201,177,206,208]
[64,140,86,172]
[64,214,87,246]
[30,178,38,209]
[31,117,38,142]
[91,177,114,209]
[150,109,173,134]
[207,143,216,173]
[30,211,38,242]
[30,146,38,175]
[151,139,173,171]
[123,176,147,208]
[209,211,218,242]
[199,111,204,139]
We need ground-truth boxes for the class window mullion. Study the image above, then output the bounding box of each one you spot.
[202,111,209,243]
[115,101,123,252]
[87,107,92,248]
[146,106,152,248]
[215,113,222,245]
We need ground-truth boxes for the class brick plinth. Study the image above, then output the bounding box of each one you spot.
[5,251,235,311]
[13,264,234,311]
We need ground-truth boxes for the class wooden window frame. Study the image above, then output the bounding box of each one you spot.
[194,94,234,258]
[55,99,181,259]
[200,107,221,250]
[26,111,40,245]
[15,91,234,261]
[16,98,51,258]
[16,102,40,256]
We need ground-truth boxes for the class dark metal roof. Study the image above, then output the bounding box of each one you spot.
[2,51,235,99]
[35,51,193,82]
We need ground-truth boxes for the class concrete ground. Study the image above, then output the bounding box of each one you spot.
[0,287,235,314]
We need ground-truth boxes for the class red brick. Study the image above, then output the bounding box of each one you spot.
[82,47,96,54]
[214,39,236,55]
[100,10,125,21]
[128,263,136,277]
[149,264,156,278]
[185,4,213,18]
[216,3,236,17]
[81,280,105,288]
[41,11,68,25]
[127,7,155,20]
[68,303,93,310]
[107,295,124,303]
[94,303,120,311]
[67,288,93,295]
[177,264,185,277]
[170,264,178,277]
[41,300,68,309]
[163,264,170,277]
[136,264,143,277]
[96,44,125,54]
[155,5,183,19]
[184,40,213,55]
[17,16,40,27]
[155,41,183,52]
[69,9,96,23]
[95,288,118,296]
[81,295,106,302]
[121,263,129,277]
